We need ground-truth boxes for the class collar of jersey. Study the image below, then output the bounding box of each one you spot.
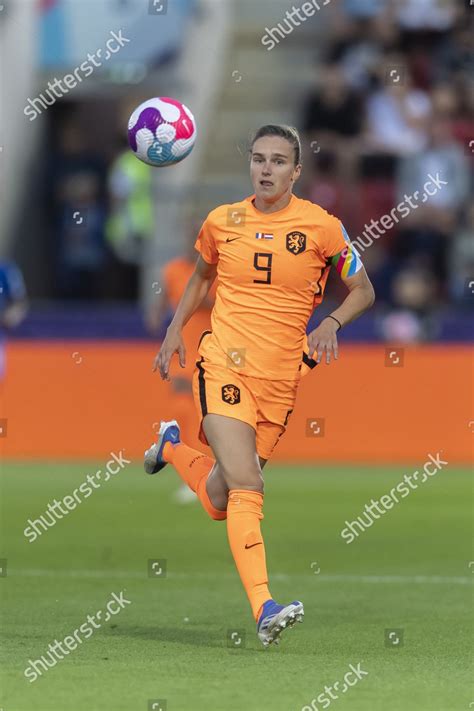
[246,193,296,219]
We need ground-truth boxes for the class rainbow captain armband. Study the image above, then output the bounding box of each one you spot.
[331,224,363,278]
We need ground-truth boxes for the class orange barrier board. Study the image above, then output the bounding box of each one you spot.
[0,342,472,464]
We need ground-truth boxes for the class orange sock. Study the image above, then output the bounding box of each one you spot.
[227,489,272,621]
[163,442,227,520]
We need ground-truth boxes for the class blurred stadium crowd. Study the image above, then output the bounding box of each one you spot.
[299,0,473,341]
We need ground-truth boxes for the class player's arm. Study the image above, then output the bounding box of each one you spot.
[153,255,217,380]
[308,258,375,365]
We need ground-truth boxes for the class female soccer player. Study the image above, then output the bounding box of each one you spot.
[144,125,375,647]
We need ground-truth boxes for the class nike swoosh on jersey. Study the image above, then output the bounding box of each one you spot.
[226,237,241,243]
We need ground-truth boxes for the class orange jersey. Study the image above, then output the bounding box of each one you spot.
[194,194,353,381]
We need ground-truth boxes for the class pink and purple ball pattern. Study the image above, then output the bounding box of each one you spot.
[127,97,197,167]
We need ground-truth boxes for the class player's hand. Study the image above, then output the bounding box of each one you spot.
[307,318,339,365]
[153,327,186,380]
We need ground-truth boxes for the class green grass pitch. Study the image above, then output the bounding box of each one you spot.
[0,460,472,711]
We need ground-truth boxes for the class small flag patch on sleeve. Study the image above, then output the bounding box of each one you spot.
[255,232,274,240]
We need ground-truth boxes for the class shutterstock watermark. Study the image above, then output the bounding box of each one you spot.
[23,450,131,543]
[261,0,331,51]
[348,173,448,256]
[341,452,448,544]
[24,29,131,121]
[24,590,131,683]
[301,661,369,710]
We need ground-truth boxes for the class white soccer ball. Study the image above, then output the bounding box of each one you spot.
[127,97,197,167]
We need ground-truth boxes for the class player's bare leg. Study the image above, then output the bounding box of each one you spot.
[204,461,229,511]
[202,414,304,646]
[144,419,265,513]
[202,414,264,489]
[205,438,267,511]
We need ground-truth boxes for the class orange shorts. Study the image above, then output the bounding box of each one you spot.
[192,355,299,461]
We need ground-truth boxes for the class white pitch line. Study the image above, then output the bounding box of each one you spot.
[5,570,473,585]
[315,574,473,585]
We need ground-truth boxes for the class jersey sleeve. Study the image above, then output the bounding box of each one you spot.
[194,216,218,265]
[323,219,363,278]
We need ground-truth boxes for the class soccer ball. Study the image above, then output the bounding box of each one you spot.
[127,97,197,167]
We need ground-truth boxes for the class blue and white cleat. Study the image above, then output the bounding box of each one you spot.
[144,420,181,475]
[257,599,304,647]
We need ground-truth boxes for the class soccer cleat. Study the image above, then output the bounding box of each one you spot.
[144,420,181,475]
[257,599,304,647]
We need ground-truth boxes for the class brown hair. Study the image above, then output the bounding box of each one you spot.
[250,124,302,166]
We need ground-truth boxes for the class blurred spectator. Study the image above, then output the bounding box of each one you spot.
[302,62,363,183]
[364,58,431,156]
[304,150,361,232]
[0,261,28,330]
[392,113,469,294]
[397,114,469,214]
[435,24,474,83]
[391,221,450,291]
[429,78,474,153]
[50,123,108,299]
[0,262,28,377]
[328,13,398,92]
[302,63,363,141]
[106,140,154,300]
[51,122,107,194]
[56,172,108,299]
[450,205,474,305]
[381,267,439,343]
[305,150,346,219]
[431,83,459,119]
[300,0,472,328]
[395,0,461,88]
[342,0,389,20]
[447,88,473,151]
[396,0,458,34]
[380,309,426,342]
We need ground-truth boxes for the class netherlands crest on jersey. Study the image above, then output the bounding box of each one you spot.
[286,231,306,255]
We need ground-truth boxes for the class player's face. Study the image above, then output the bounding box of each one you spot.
[250,136,301,204]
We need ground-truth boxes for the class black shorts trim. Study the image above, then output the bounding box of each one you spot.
[196,357,208,417]
[198,329,212,348]
[302,351,317,369]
